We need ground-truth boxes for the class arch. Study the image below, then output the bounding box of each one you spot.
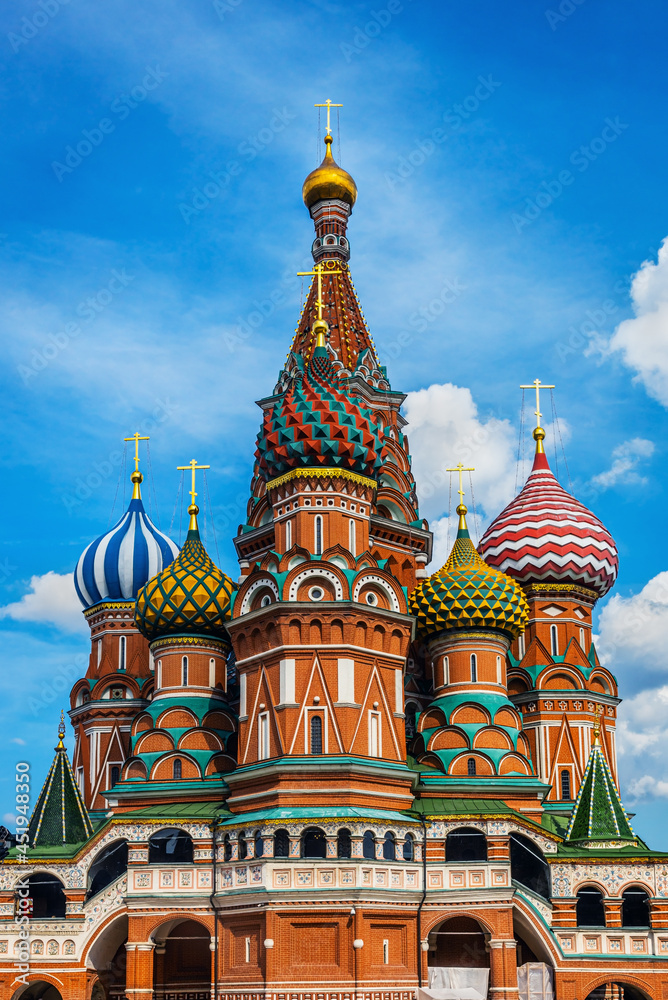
[590,673,612,695]
[124,759,147,781]
[363,829,376,859]
[450,704,490,726]
[577,885,606,926]
[420,708,447,730]
[135,730,174,754]
[430,729,468,751]
[510,833,550,900]
[446,827,487,863]
[239,576,280,616]
[86,839,128,900]
[178,730,224,751]
[148,827,194,865]
[10,982,64,1000]
[403,832,415,861]
[22,872,66,918]
[584,980,654,1000]
[337,827,352,859]
[288,566,344,601]
[153,918,211,999]
[382,831,396,860]
[301,826,326,859]
[494,707,521,729]
[254,830,264,858]
[473,728,513,751]
[543,670,581,690]
[449,752,494,776]
[157,707,198,729]
[427,915,490,970]
[352,574,402,612]
[621,885,651,928]
[274,828,290,858]
[499,754,532,776]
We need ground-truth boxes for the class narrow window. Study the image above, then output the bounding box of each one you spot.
[369,713,380,757]
[315,515,323,556]
[518,633,525,660]
[579,627,586,650]
[550,624,559,656]
[467,758,476,776]
[240,673,247,717]
[470,654,477,683]
[274,829,289,857]
[442,656,449,686]
[223,834,232,861]
[182,656,188,686]
[238,832,247,860]
[337,828,352,858]
[254,831,264,858]
[173,759,182,780]
[560,769,571,801]
[119,635,126,672]
[285,518,292,550]
[403,833,414,861]
[496,655,502,684]
[149,651,155,673]
[259,712,270,760]
[209,658,216,687]
[383,831,396,860]
[245,937,251,963]
[97,639,102,666]
[349,518,356,556]
[310,715,323,755]
[383,939,389,964]
[157,659,162,689]
[110,765,120,787]
[363,830,375,859]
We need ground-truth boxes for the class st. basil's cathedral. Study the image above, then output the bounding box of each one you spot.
[2,113,668,1000]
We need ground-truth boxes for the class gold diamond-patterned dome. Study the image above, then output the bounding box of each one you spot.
[409,510,529,639]
[135,525,235,642]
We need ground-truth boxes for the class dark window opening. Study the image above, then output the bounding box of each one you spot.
[310,715,323,755]
[446,827,488,863]
[577,887,606,927]
[86,840,128,900]
[403,833,414,861]
[223,834,232,862]
[274,828,290,858]
[510,833,551,901]
[302,827,326,859]
[337,828,351,859]
[254,831,264,858]
[24,873,66,919]
[148,827,194,865]
[383,831,396,860]
[467,758,477,776]
[560,769,571,800]
[173,758,182,780]
[622,887,651,927]
[238,832,247,860]
[363,830,376,859]
[110,765,120,787]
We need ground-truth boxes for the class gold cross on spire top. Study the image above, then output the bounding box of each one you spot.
[124,432,150,499]
[520,379,555,453]
[297,263,343,347]
[177,459,210,531]
[314,99,342,136]
[446,463,475,530]
[56,709,66,751]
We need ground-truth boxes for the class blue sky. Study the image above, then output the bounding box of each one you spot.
[1,0,668,843]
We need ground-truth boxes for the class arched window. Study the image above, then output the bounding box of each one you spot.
[274,829,289,858]
[496,655,502,684]
[470,654,477,683]
[302,827,326,859]
[349,518,356,556]
[446,827,487,863]
[310,715,323,755]
[443,656,449,686]
[97,638,103,665]
[622,886,651,927]
[337,828,352,859]
[285,519,292,550]
[148,828,194,865]
[182,656,188,686]
[579,627,586,650]
[223,834,232,861]
[86,840,128,900]
[518,633,525,660]
[110,765,120,788]
[119,635,126,672]
[550,624,559,656]
[576,886,605,926]
[383,831,396,860]
[467,757,476,776]
[560,769,571,801]
[405,702,418,739]
[363,830,376,859]
[254,831,264,858]
[238,831,247,860]
[209,658,216,687]
[24,873,66,919]
[315,515,323,556]
[173,758,182,780]
[403,833,414,861]
[510,833,550,900]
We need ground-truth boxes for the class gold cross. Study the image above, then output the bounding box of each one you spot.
[297,263,343,323]
[177,459,211,508]
[593,704,603,746]
[446,463,475,505]
[520,379,555,430]
[314,99,342,136]
[124,432,150,474]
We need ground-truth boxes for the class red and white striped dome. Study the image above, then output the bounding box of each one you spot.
[478,449,618,597]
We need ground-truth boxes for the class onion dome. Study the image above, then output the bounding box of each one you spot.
[478,428,618,597]
[135,506,235,643]
[410,505,529,639]
[75,470,179,609]
[255,344,382,482]
[303,134,357,210]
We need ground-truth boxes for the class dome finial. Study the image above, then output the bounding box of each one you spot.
[177,459,210,535]
[56,709,66,751]
[124,432,150,500]
[303,101,357,211]
[297,262,344,357]
[447,462,475,537]
[520,378,555,456]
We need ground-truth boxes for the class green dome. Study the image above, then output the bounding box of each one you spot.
[135,525,235,642]
[409,512,528,639]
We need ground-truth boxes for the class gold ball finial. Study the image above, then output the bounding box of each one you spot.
[533,427,546,442]
[131,470,143,484]
[456,503,468,516]
[188,503,199,517]
[312,317,329,348]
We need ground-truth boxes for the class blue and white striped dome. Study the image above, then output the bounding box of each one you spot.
[75,497,179,609]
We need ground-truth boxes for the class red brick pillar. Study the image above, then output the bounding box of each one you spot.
[606,901,623,928]
[125,941,154,1000]
[264,909,275,985]
[489,939,519,1000]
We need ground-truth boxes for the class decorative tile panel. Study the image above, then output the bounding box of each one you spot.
[273,869,291,887]
[159,871,174,888]
[134,872,151,889]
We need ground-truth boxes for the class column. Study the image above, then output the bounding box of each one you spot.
[125,941,154,1000]
[489,939,518,1000]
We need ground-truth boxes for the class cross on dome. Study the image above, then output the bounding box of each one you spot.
[314,98,343,137]
[177,458,211,532]
[124,431,150,499]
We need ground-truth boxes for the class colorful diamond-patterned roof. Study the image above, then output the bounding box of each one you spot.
[135,526,235,642]
[478,449,618,597]
[255,348,383,482]
[409,516,529,639]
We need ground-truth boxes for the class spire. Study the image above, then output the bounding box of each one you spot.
[565,709,635,844]
[177,459,210,536]
[124,432,150,500]
[28,712,94,848]
[520,378,555,472]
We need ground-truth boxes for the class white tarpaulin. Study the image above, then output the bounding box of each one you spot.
[517,963,555,1000]
[419,966,489,1000]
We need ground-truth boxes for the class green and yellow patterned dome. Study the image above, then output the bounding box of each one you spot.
[135,512,235,643]
[409,506,529,639]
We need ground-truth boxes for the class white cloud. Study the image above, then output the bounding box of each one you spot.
[2,813,16,827]
[0,572,86,634]
[403,382,517,535]
[589,437,654,490]
[608,238,668,406]
[596,571,668,671]
[10,738,26,746]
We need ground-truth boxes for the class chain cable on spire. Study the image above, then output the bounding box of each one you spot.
[551,389,573,490]
[203,470,221,565]
[515,389,525,494]
[446,472,452,555]
[108,444,125,528]
[468,470,480,543]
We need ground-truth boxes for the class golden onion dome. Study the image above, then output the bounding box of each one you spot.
[302,134,357,210]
